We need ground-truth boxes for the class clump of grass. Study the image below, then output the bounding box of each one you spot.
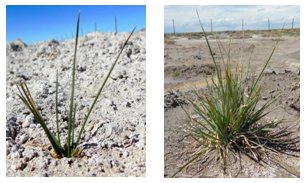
[17,13,136,158]
[172,11,299,177]
[164,35,175,44]
[172,71,180,78]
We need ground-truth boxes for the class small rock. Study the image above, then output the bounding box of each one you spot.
[109,159,119,168]
[123,150,129,158]
[11,165,17,171]
[164,90,187,109]
[63,158,74,166]
[36,172,49,177]
[11,144,21,153]
[8,39,27,52]
[29,124,37,128]
[18,147,25,154]
[16,73,31,81]
[90,122,104,136]
[77,65,86,72]
[23,149,39,162]
[6,124,18,139]
[16,161,27,171]
[82,142,98,149]
[83,134,90,142]
[11,151,21,159]
[39,159,50,170]
[126,48,132,58]
[29,166,35,171]
[262,95,270,100]
[126,102,131,108]
[110,101,118,111]
[22,115,34,128]
[133,46,140,54]
[135,138,145,149]
[119,165,125,173]
[7,116,17,125]
[104,123,116,138]
[50,160,58,166]
[48,39,60,47]
[18,134,29,144]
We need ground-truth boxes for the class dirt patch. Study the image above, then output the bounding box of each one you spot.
[165,64,215,79]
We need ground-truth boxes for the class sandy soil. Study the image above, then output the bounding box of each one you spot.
[164,30,300,178]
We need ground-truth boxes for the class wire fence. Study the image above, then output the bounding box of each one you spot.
[169,17,299,35]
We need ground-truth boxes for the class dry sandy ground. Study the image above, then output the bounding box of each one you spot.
[164,30,300,178]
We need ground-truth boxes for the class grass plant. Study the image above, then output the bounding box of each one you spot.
[164,35,175,44]
[172,71,180,78]
[171,11,299,177]
[17,13,136,158]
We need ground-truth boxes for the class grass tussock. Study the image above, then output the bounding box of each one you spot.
[164,35,175,44]
[172,11,299,177]
[17,13,136,158]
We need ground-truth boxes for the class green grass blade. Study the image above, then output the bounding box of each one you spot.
[75,26,137,147]
[67,12,80,157]
[251,24,285,93]
[55,70,60,144]
[171,149,209,177]
[72,102,77,149]
[17,82,64,156]
[196,9,223,87]
[250,45,276,93]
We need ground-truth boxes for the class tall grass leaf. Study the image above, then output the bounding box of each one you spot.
[67,12,80,157]
[17,82,64,156]
[75,26,137,147]
[56,70,60,144]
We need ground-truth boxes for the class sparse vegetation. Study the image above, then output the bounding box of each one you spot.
[164,28,300,40]
[164,35,175,44]
[172,71,180,78]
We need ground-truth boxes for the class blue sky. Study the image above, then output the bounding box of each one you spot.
[7,5,146,44]
[165,5,300,33]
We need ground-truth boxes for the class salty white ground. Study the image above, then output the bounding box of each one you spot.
[6,30,146,176]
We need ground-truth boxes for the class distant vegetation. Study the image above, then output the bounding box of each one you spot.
[164,28,300,40]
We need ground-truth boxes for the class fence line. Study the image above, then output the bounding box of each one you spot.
[169,18,297,33]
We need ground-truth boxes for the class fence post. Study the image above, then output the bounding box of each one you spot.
[268,18,270,31]
[172,19,176,35]
[292,18,294,30]
[115,16,118,34]
[210,19,213,33]
[242,19,244,38]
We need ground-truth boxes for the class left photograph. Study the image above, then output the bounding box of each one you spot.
[6,5,146,176]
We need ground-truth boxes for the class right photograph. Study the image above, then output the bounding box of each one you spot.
[164,5,300,178]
